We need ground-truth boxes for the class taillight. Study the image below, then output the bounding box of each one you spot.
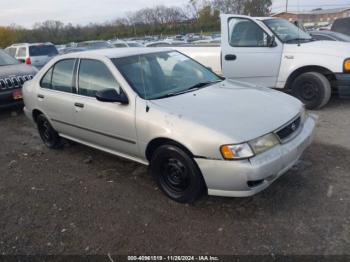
[25,57,31,65]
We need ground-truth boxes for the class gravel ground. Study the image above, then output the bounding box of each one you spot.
[0,97,349,256]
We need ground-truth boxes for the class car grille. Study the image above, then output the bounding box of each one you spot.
[276,116,302,142]
[0,75,33,91]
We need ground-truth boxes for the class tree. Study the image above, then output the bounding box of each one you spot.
[244,0,272,16]
[212,0,245,14]
[0,27,17,48]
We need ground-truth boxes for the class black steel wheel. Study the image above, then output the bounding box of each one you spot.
[291,72,331,109]
[150,144,205,203]
[37,114,62,149]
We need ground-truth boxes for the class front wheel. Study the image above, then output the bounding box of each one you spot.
[291,72,331,110]
[37,114,62,149]
[150,145,205,203]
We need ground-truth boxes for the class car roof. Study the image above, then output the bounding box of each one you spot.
[9,42,54,47]
[58,47,172,59]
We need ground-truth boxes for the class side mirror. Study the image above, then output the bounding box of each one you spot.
[267,35,277,47]
[95,88,129,104]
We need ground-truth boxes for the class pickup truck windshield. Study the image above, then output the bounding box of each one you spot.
[0,49,19,66]
[112,51,221,100]
[263,19,313,43]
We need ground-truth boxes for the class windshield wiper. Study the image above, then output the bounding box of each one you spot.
[186,80,221,91]
[154,80,221,99]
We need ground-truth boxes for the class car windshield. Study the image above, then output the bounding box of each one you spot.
[29,45,58,56]
[0,49,19,66]
[112,51,222,100]
[263,19,313,43]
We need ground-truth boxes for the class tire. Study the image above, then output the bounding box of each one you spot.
[150,144,205,203]
[291,72,331,110]
[36,114,62,149]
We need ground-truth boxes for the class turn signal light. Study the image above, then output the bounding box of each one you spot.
[220,145,235,159]
[344,59,350,72]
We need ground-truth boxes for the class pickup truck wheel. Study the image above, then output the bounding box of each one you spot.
[37,114,62,149]
[150,145,205,203]
[291,72,331,110]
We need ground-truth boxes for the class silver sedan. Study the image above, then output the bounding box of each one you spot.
[22,48,316,203]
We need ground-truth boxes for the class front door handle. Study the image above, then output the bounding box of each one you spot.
[225,54,237,61]
[74,102,84,108]
[37,94,45,99]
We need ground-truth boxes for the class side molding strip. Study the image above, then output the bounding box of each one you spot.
[51,119,136,145]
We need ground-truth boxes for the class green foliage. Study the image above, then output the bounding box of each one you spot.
[0,0,272,47]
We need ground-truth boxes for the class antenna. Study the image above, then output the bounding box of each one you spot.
[297,0,301,46]
[286,0,288,12]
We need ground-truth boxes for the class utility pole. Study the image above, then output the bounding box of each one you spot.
[286,0,288,12]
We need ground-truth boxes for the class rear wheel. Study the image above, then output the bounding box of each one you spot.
[291,72,331,110]
[37,114,62,149]
[150,144,205,203]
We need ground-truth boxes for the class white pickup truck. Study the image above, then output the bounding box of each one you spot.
[176,14,350,109]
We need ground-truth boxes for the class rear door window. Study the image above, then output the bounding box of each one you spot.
[78,59,120,97]
[29,45,58,57]
[51,59,76,93]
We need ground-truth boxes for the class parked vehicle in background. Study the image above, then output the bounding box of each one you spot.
[23,48,316,203]
[331,17,350,36]
[76,40,113,50]
[177,15,350,109]
[309,30,350,42]
[5,43,58,69]
[145,38,191,47]
[60,47,89,54]
[55,44,67,54]
[109,40,144,48]
[0,49,37,108]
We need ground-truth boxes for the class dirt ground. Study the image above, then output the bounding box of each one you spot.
[0,97,349,256]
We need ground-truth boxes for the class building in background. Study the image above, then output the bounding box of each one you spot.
[272,7,350,29]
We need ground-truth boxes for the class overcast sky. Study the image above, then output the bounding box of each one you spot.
[0,0,349,28]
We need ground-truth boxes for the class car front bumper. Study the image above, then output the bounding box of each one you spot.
[0,89,23,109]
[334,73,350,97]
[194,116,316,197]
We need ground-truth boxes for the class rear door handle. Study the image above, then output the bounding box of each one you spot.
[37,94,45,99]
[74,102,84,108]
[225,54,237,61]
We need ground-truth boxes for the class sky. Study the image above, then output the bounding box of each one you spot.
[0,0,349,28]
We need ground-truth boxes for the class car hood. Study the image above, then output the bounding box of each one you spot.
[150,80,302,143]
[0,63,37,78]
[285,40,350,57]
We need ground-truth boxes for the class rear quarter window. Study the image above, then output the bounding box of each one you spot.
[17,47,27,57]
[50,59,76,93]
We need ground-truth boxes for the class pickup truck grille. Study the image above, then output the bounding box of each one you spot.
[0,75,33,91]
[276,116,301,142]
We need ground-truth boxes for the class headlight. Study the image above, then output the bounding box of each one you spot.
[220,143,254,160]
[344,58,350,72]
[248,133,280,155]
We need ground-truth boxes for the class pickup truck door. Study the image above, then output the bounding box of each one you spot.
[221,15,283,88]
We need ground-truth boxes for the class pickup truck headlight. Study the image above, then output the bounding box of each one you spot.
[220,143,254,160]
[344,59,350,72]
[248,133,280,155]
